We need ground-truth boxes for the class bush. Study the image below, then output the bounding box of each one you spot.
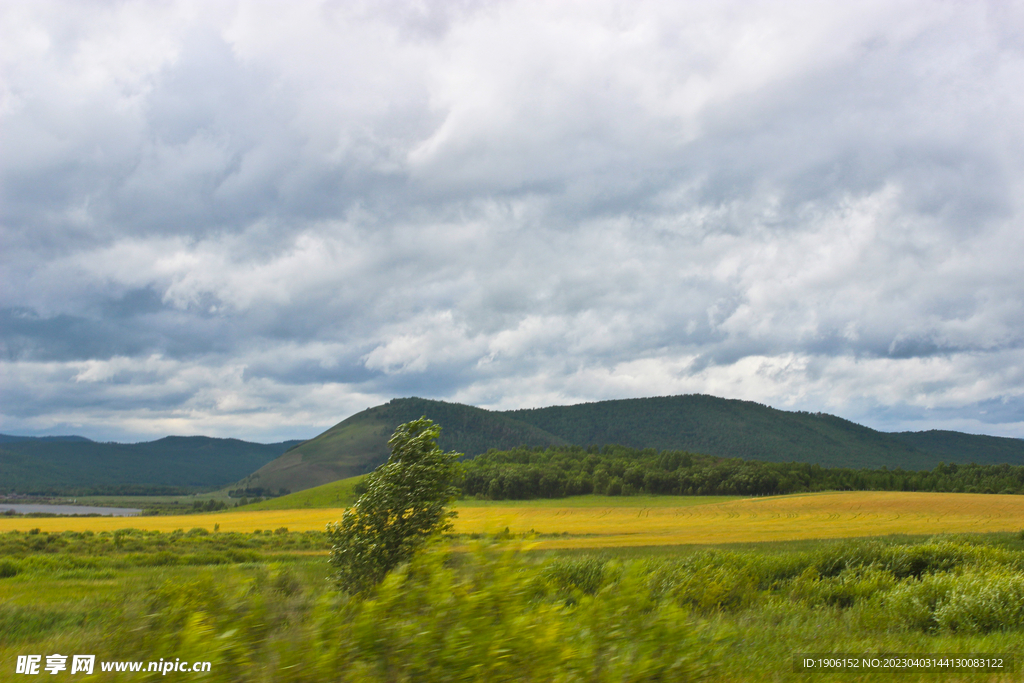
[648,552,758,612]
[542,556,607,599]
[934,569,1024,633]
[791,566,896,608]
[0,558,20,578]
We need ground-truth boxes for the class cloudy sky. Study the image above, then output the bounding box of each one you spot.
[2,0,1024,443]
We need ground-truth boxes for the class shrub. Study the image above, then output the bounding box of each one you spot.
[791,566,896,608]
[0,558,20,578]
[649,552,758,612]
[934,569,1024,633]
[542,556,607,598]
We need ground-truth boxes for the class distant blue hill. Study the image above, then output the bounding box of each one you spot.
[0,434,93,444]
[0,435,303,495]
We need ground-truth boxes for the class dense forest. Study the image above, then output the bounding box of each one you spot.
[503,395,940,469]
[461,444,1024,499]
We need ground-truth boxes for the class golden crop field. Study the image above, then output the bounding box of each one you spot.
[455,491,1024,548]
[4,491,1024,548]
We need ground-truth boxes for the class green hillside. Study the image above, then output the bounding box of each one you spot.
[13,395,1019,498]
[504,395,938,470]
[237,394,1024,496]
[0,436,301,495]
[243,475,367,511]
[236,398,567,494]
[890,430,1024,466]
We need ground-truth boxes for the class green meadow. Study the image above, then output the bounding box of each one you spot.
[239,473,744,511]
[3,526,1024,681]
[243,475,368,510]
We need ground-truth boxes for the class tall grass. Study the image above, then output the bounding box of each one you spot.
[4,531,1024,680]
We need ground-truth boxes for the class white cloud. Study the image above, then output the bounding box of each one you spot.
[2,0,1024,441]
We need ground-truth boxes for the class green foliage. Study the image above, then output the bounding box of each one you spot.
[0,528,327,570]
[462,444,1024,499]
[642,551,760,612]
[9,531,1024,680]
[791,566,898,608]
[193,498,230,512]
[0,558,20,578]
[0,604,98,645]
[542,556,607,599]
[871,568,1024,634]
[65,544,720,682]
[328,418,463,593]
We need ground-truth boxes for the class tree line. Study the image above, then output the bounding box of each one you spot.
[460,444,1024,499]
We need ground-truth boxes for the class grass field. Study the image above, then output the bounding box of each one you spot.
[7,492,1024,681]
[455,493,742,508]
[5,492,1024,549]
[4,529,1024,681]
[457,491,1024,548]
[244,475,367,510]
[241,475,740,511]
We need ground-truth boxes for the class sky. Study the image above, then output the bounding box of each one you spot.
[2,0,1024,443]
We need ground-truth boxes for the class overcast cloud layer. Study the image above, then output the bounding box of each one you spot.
[3,0,1024,442]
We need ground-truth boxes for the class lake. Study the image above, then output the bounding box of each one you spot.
[0,504,141,516]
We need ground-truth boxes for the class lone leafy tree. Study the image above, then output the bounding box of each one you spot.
[327,417,463,593]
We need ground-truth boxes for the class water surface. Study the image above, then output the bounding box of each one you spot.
[0,504,141,516]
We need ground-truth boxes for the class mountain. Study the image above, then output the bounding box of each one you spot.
[0,436,302,494]
[9,395,1022,497]
[505,395,935,469]
[236,398,567,494]
[889,430,1024,466]
[0,434,92,444]
[243,395,1024,494]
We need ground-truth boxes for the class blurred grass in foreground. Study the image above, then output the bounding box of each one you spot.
[3,529,1024,681]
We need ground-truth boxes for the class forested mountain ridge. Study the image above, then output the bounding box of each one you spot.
[241,395,1024,495]
[237,398,567,494]
[0,434,92,444]
[890,430,1024,465]
[504,395,938,470]
[7,395,1023,496]
[0,436,302,495]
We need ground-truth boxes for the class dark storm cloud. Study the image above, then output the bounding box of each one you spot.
[2,0,1024,440]
[1,307,158,361]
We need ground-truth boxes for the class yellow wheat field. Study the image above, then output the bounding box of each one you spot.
[3,491,1024,548]
[454,491,1024,548]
